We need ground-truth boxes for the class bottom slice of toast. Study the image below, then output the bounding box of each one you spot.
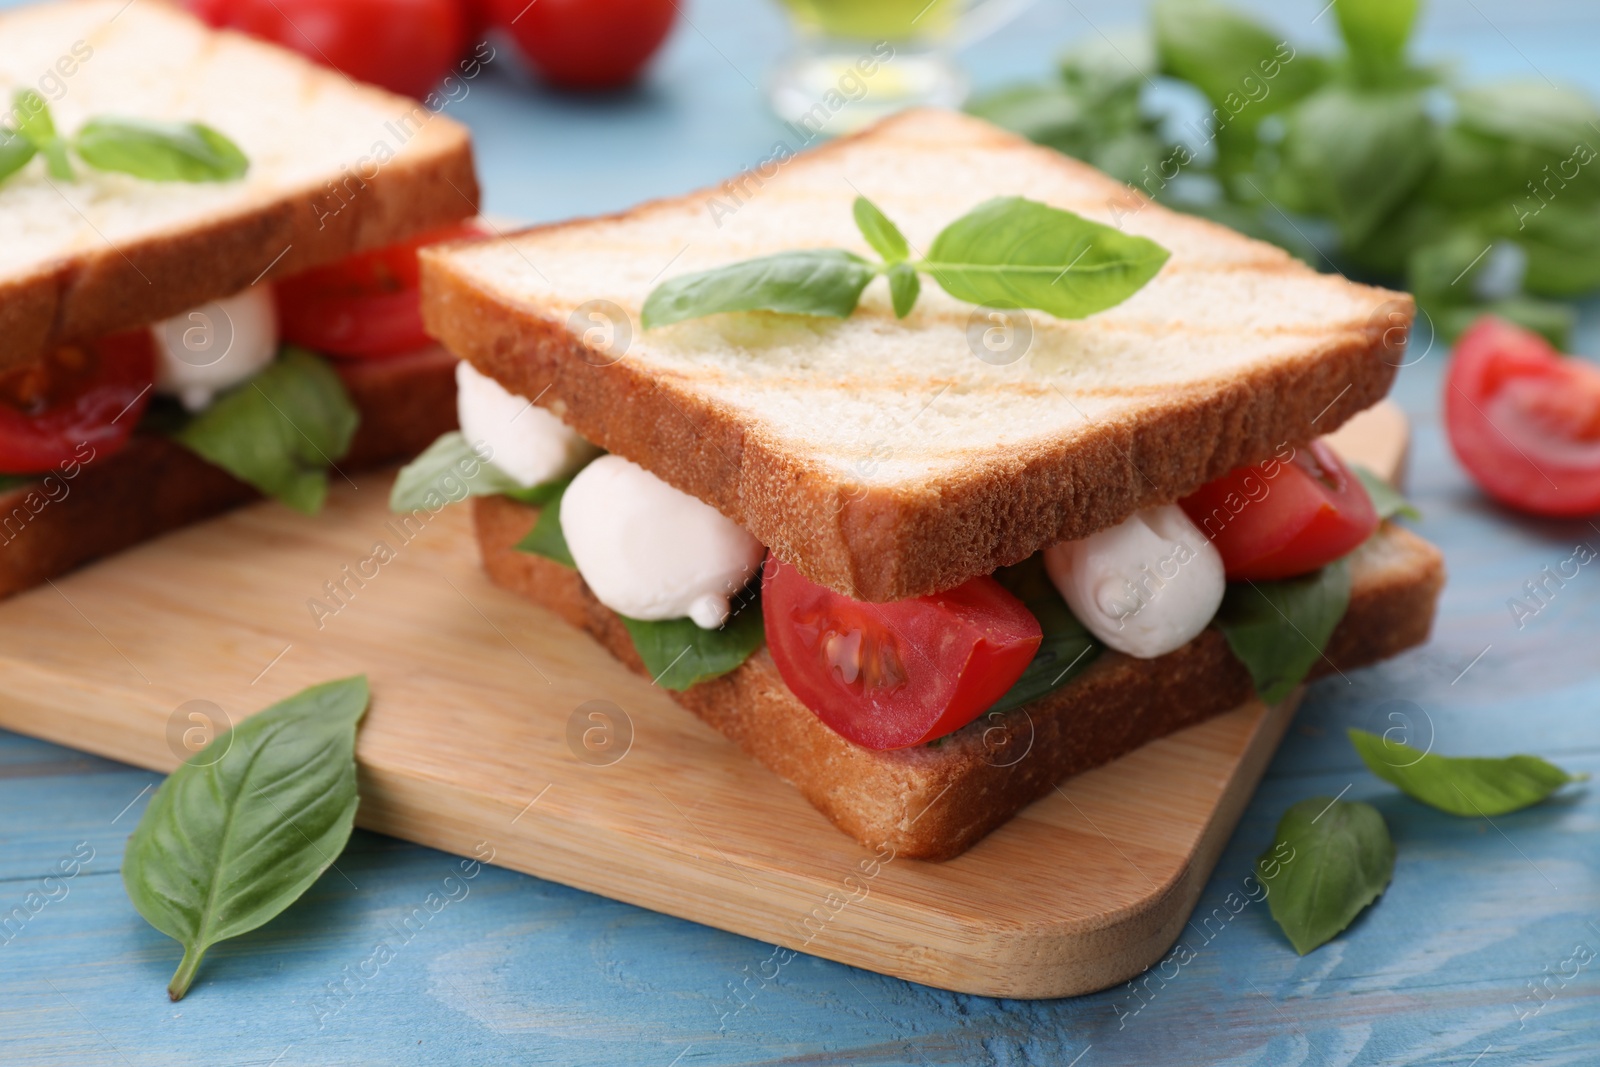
[0,347,458,599]
[475,495,1445,860]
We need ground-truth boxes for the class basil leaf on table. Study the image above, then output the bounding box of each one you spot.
[74,116,248,182]
[11,89,71,180]
[853,196,909,263]
[641,250,877,329]
[1215,557,1352,704]
[988,555,1101,715]
[1276,86,1435,246]
[122,676,370,1000]
[1351,464,1420,521]
[923,196,1170,319]
[1258,796,1394,955]
[1349,729,1585,817]
[173,347,359,515]
[0,127,36,183]
[621,601,765,691]
[390,431,572,512]
[513,479,576,567]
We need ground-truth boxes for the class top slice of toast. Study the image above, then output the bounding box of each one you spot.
[422,108,1411,602]
[0,0,478,370]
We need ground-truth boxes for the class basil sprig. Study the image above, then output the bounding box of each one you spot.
[1349,729,1586,816]
[641,196,1169,329]
[1215,558,1352,704]
[390,431,573,512]
[978,0,1600,348]
[173,347,359,514]
[1,90,247,186]
[122,677,370,1000]
[1258,796,1395,955]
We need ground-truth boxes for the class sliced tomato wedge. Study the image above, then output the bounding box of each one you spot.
[0,331,156,473]
[762,557,1042,750]
[1180,438,1379,581]
[1445,315,1600,517]
[275,221,484,360]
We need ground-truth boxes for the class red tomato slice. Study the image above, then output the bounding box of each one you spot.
[275,222,484,360]
[762,557,1042,750]
[182,0,465,100]
[0,332,156,474]
[1445,315,1600,517]
[1180,438,1379,581]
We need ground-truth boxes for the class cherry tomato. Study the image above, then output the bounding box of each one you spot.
[183,0,465,100]
[1180,438,1379,581]
[275,221,484,360]
[1445,315,1600,517]
[0,332,156,474]
[762,557,1042,750]
[487,0,676,89]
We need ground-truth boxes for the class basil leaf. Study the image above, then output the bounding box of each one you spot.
[513,479,575,567]
[852,196,909,263]
[887,262,920,319]
[620,598,765,691]
[389,430,571,512]
[1351,464,1420,521]
[122,676,369,1000]
[1215,558,1352,704]
[922,197,1170,319]
[0,473,37,494]
[642,250,877,329]
[1335,0,1419,84]
[74,116,248,182]
[1153,0,1324,120]
[12,89,71,180]
[1349,729,1585,817]
[0,127,37,184]
[173,347,358,515]
[1276,86,1434,246]
[988,555,1101,714]
[1258,797,1394,955]
[1455,81,1600,156]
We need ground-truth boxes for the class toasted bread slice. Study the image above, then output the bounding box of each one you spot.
[0,0,478,370]
[423,108,1410,602]
[475,495,1444,859]
[0,348,457,598]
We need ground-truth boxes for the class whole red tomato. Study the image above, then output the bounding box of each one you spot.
[184,0,465,100]
[487,0,677,89]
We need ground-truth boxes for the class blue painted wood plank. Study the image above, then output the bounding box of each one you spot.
[2,0,1599,1064]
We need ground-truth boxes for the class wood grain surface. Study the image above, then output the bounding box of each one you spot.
[0,401,1407,1000]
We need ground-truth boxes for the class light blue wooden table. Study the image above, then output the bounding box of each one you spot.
[3,1,1599,1063]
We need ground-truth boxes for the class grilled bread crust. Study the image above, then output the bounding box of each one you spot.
[0,0,478,371]
[474,495,1445,860]
[0,347,457,599]
[423,109,1410,602]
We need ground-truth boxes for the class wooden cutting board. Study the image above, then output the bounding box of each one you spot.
[0,403,1408,999]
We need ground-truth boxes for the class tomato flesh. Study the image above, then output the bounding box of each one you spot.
[0,332,156,474]
[183,0,465,99]
[1445,315,1600,517]
[275,221,484,360]
[1180,438,1379,581]
[762,557,1042,750]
